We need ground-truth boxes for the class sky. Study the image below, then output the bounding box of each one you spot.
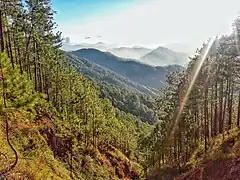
[52,0,240,52]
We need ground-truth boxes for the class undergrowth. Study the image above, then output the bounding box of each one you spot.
[190,128,240,167]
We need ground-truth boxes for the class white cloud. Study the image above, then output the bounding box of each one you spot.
[58,0,240,51]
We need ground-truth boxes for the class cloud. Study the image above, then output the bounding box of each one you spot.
[58,0,240,49]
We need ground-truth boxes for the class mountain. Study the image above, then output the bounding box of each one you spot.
[108,47,152,59]
[140,46,189,66]
[66,53,158,123]
[62,41,189,66]
[70,48,183,89]
[66,53,158,96]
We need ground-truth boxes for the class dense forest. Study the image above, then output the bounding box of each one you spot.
[0,0,151,179]
[1,0,240,180]
[65,52,160,96]
[142,19,240,177]
[66,53,157,124]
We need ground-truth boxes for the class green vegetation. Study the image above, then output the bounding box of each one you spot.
[142,16,240,177]
[70,48,183,90]
[99,83,156,124]
[0,53,70,179]
[66,53,157,124]
[1,0,240,179]
[0,1,152,179]
[190,128,240,166]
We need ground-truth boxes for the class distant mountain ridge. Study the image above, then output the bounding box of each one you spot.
[62,41,190,66]
[66,53,158,95]
[65,53,159,123]
[70,48,184,90]
[65,49,184,123]
[108,47,152,59]
[140,46,189,66]
[62,41,110,52]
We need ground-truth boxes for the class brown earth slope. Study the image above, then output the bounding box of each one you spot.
[149,129,240,180]
[177,158,240,180]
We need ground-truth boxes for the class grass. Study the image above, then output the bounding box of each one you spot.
[0,112,70,179]
[77,145,143,180]
[190,128,240,167]
[0,112,143,180]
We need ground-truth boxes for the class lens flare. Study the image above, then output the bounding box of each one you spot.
[169,36,217,138]
[234,27,240,54]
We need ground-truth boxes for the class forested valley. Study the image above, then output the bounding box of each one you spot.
[1,0,240,180]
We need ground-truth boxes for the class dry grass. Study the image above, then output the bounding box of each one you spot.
[0,114,70,180]
[190,128,240,167]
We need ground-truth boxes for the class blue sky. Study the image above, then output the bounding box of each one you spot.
[52,0,140,23]
[52,0,240,52]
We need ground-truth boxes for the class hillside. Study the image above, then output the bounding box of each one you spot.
[0,49,149,179]
[140,21,240,180]
[62,42,189,67]
[70,48,183,89]
[66,53,158,96]
[148,129,240,180]
[0,2,154,179]
[66,53,157,124]
[2,0,240,179]
[140,46,189,66]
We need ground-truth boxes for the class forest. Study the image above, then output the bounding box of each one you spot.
[0,0,240,179]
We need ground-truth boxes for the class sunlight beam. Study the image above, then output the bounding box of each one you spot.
[234,26,240,54]
[169,36,217,138]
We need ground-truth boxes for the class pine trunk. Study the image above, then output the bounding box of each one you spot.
[237,92,240,127]
[0,10,4,52]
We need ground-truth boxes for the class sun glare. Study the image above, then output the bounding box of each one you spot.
[169,36,217,138]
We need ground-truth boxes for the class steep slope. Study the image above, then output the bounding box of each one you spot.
[148,129,240,180]
[99,83,157,124]
[0,52,148,179]
[70,49,183,89]
[176,129,240,180]
[109,47,152,59]
[0,114,71,179]
[66,53,157,123]
[1,1,155,179]
[140,46,189,66]
[66,53,158,96]
[0,54,70,179]
[177,159,240,180]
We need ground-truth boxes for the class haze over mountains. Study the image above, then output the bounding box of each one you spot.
[62,39,190,67]
[109,46,152,59]
[67,48,184,94]
[66,52,159,96]
[62,38,187,98]
[140,46,189,66]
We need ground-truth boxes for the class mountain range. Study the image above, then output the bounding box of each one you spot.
[61,41,110,52]
[64,47,184,123]
[140,46,189,66]
[69,48,184,91]
[62,41,190,66]
[109,47,152,59]
[66,52,159,95]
